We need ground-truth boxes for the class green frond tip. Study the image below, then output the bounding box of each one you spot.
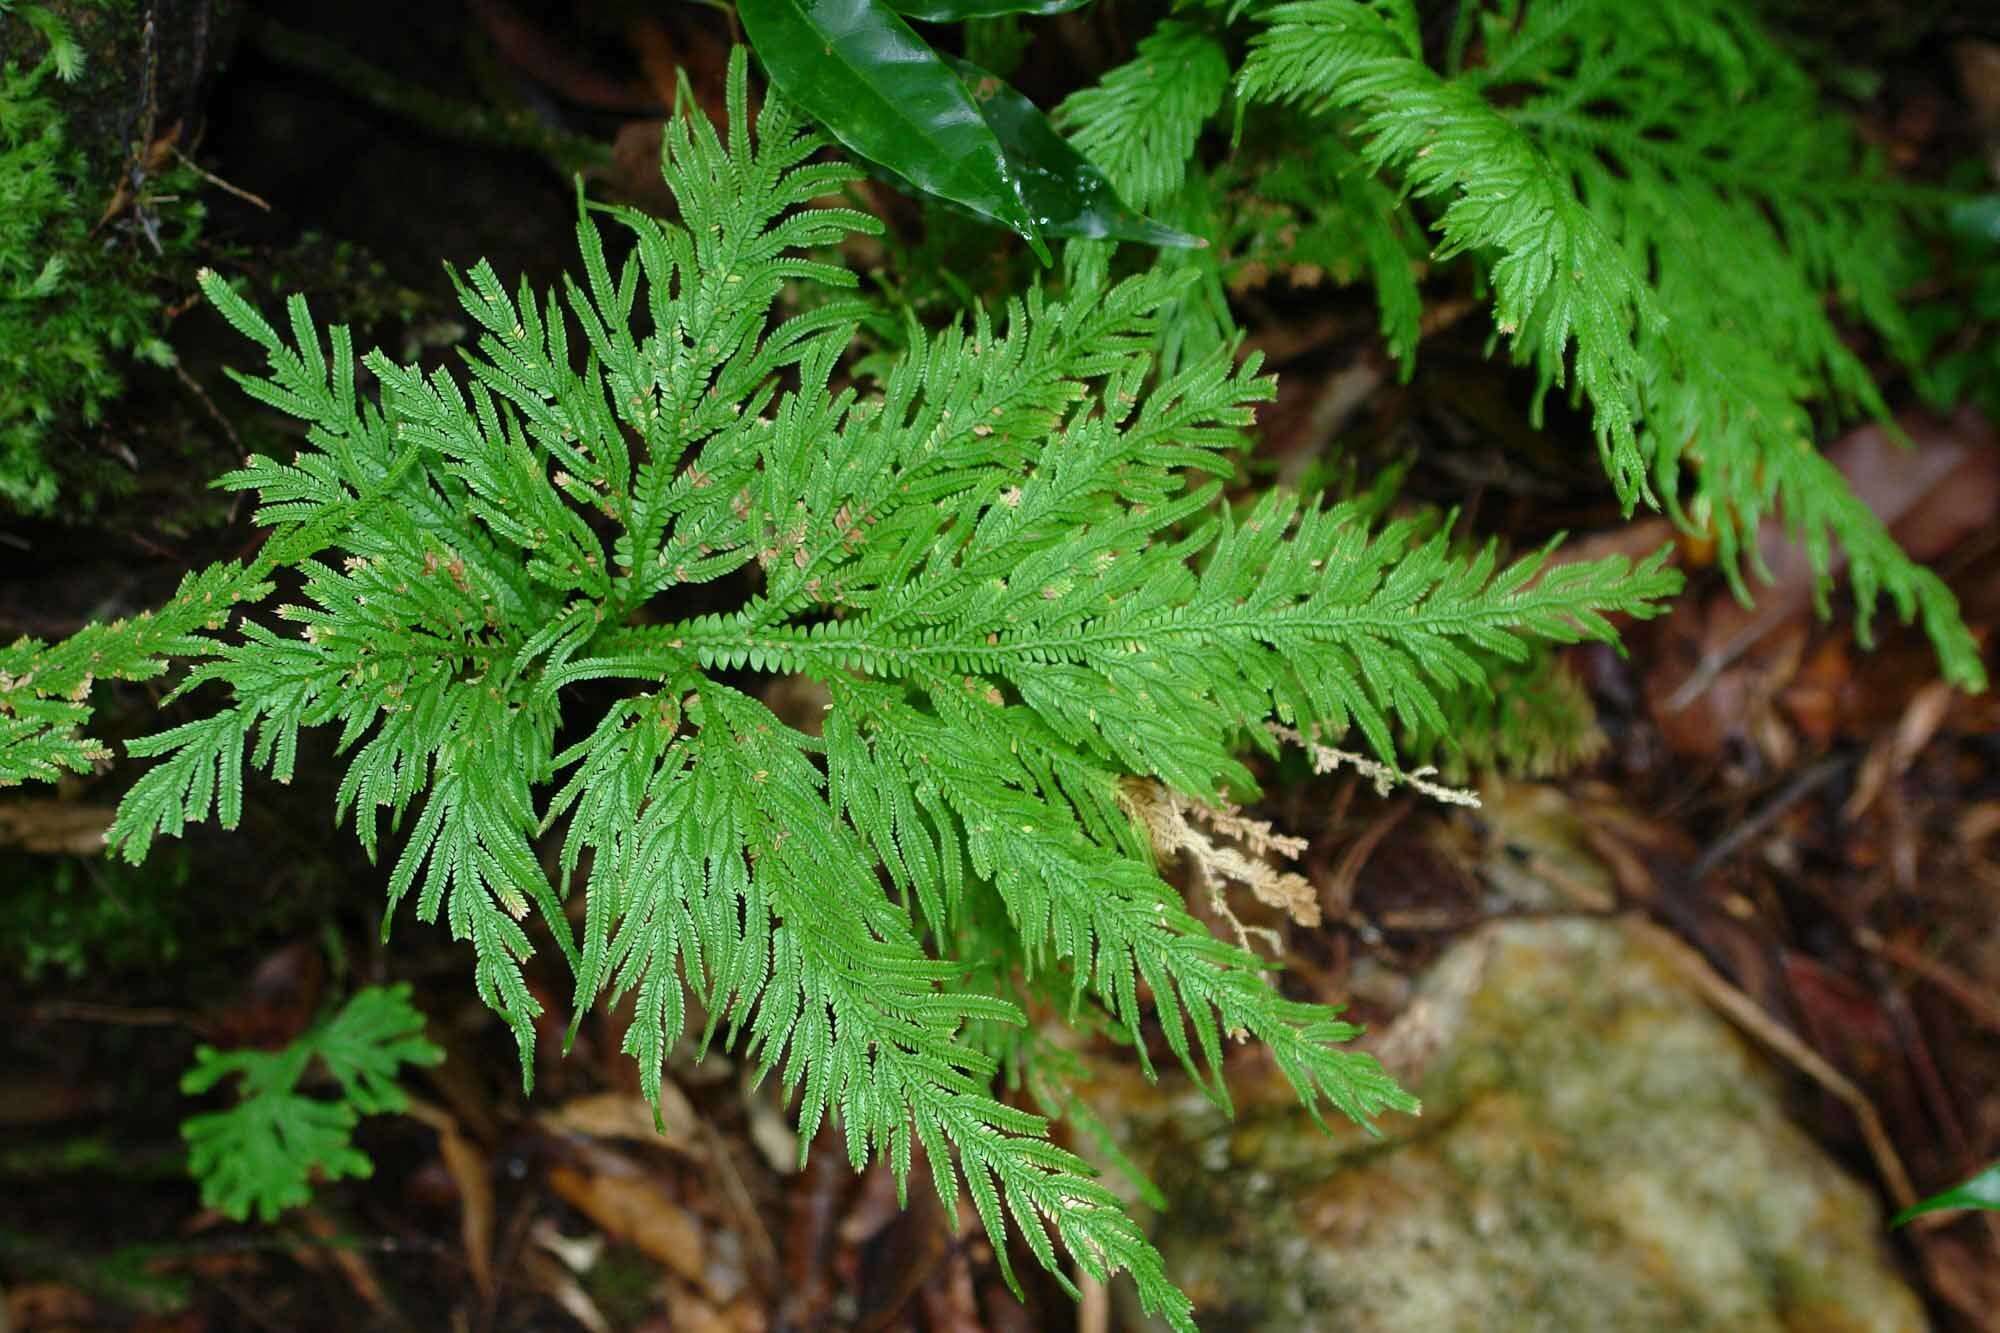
[49,43,1685,1326]
[1239,0,1980,687]
[179,984,442,1223]
[1056,22,1231,211]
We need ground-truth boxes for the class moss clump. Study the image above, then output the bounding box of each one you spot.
[1,3,203,513]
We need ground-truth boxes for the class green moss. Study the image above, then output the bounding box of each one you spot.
[0,4,203,513]
[1,850,190,982]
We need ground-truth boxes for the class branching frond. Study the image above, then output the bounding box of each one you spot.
[16,46,1686,1328]
[1239,0,1984,689]
[1056,22,1231,211]
[180,984,442,1222]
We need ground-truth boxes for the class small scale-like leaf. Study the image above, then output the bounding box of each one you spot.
[1892,1161,2000,1227]
[738,0,1045,257]
[947,56,1203,249]
[890,0,1090,21]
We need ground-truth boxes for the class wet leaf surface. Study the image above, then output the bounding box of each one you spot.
[890,0,1092,20]
[947,56,1202,248]
[737,0,1043,254]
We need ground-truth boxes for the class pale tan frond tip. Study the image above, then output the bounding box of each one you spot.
[1267,723,1480,808]
[1121,777,1319,954]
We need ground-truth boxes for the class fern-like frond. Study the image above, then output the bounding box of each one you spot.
[646,491,1678,793]
[1056,22,1231,211]
[180,984,442,1222]
[35,47,1687,1326]
[0,561,270,786]
[1222,137,1425,371]
[1239,0,1985,688]
[1241,0,1656,499]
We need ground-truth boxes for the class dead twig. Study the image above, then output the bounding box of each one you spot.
[1277,353,1387,488]
[403,1098,495,1304]
[1325,800,1412,923]
[1631,916,1917,1212]
[1688,753,1850,882]
[1077,1270,1110,1333]
[1856,927,2000,1036]
[696,1114,781,1285]
[29,999,194,1029]
[173,361,243,457]
[168,145,271,212]
[1865,966,2000,1253]
[292,1208,403,1328]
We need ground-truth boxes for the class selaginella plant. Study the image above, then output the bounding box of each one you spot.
[0,52,1681,1325]
[1055,0,1987,693]
[181,984,442,1223]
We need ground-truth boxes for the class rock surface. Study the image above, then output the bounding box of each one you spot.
[1087,917,1928,1332]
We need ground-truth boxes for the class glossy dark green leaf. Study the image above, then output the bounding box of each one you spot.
[1947,194,2000,248]
[1891,1160,2000,1227]
[947,56,1204,249]
[737,0,1044,257]
[890,0,1091,23]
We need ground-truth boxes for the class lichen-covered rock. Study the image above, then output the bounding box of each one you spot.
[1086,917,1927,1333]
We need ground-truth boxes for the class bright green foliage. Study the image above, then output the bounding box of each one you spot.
[8,53,1681,1325]
[179,984,442,1223]
[1402,651,1604,782]
[1050,23,1244,380]
[1,334,429,784]
[738,0,1044,249]
[1055,22,1230,212]
[1230,0,1982,689]
[1052,11,1428,379]
[1223,134,1425,367]
[0,1,191,512]
[1892,1160,2000,1228]
[1037,0,1985,691]
[1,559,345,789]
[1914,194,2000,421]
[0,3,87,79]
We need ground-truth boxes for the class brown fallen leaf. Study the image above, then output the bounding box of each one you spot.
[546,1151,707,1285]
[469,0,660,113]
[605,121,676,218]
[1959,801,2000,850]
[742,1078,799,1175]
[1914,1228,2000,1333]
[203,940,324,1050]
[776,1144,852,1330]
[653,1276,768,1333]
[0,799,114,855]
[1859,928,2000,1037]
[1650,409,2000,760]
[404,1098,495,1301]
[6,1281,94,1329]
[521,1242,614,1333]
[540,1086,700,1156]
[1833,410,2000,567]
[624,15,734,128]
[1778,637,1856,749]
[291,1208,391,1319]
[1843,679,1956,821]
